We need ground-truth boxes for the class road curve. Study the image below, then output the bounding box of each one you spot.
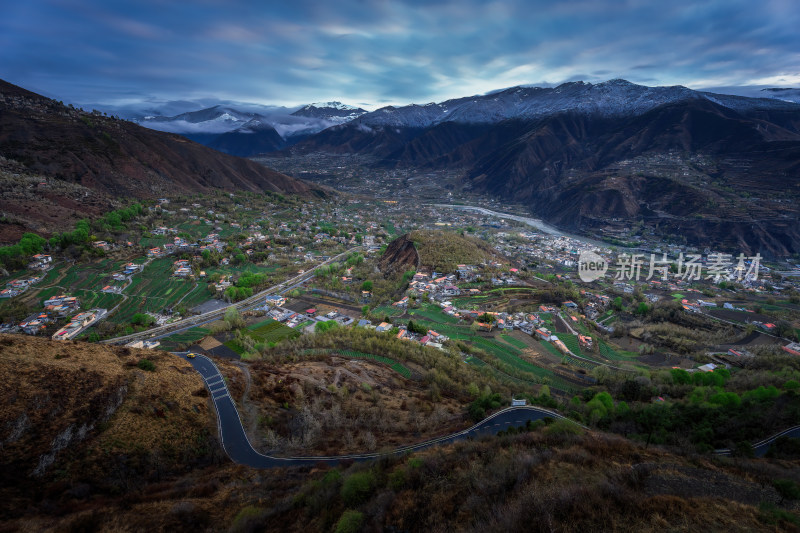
[715,425,800,457]
[182,353,582,468]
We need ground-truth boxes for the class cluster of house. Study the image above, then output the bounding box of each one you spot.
[18,312,53,335]
[261,298,355,330]
[0,274,43,298]
[27,254,52,270]
[371,320,449,350]
[173,259,192,277]
[400,269,481,305]
[8,295,80,335]
[44,295,80,317]
[52,309,106,341]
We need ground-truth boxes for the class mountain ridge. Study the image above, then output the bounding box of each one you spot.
[0,78,320,240]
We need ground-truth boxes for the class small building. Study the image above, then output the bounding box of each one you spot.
[265,295,286,307]
[783,342,800,357]
[511,398,527,407]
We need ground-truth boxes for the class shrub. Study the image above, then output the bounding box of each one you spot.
[545,419,583,436]
[137,358,155,371]
[335,510,364,533]
[341,471,376,506]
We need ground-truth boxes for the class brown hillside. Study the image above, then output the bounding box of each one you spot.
[379,233,420,273]
[0,78,324,238]
[0,334,215,519]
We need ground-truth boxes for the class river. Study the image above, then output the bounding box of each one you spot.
[432,204,609,249]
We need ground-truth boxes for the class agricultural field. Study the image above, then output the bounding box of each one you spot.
[407,303,461,324]
[157,327,211,350]
[246,318,301,344]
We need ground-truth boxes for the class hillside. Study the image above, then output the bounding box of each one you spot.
[0,79,320,238]
[0,334,217,521]
[0,333,799,531]
[380,229,498,273]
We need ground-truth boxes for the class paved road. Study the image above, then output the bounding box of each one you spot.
[715,425,800,457]
[183,353,800,467]
[181,353,582,468]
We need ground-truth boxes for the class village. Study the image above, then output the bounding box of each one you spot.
[0,191,797,392]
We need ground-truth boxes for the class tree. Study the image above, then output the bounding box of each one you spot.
[638,403,670,448]
[477,312,496,323]
[361,280,373,292]
[315,320,339,333]
[131,313,155,327]
[224,306,244,329]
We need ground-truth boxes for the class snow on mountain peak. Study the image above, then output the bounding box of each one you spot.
[307,101,360,110]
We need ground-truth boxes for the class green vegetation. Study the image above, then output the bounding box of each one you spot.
[137,359,155,371]
[407,229,494,272]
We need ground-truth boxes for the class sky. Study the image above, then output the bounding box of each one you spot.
[2,0,800,112]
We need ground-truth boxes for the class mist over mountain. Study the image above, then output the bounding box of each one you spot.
[129,101,367,157]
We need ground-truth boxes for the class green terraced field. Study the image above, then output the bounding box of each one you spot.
[373,305,404,317]
[408,304,461,324]
[159,327,211,349]
[248,318,300,343]
[472,337,551,379]
[500,334,528,349]
[597,339,638,361]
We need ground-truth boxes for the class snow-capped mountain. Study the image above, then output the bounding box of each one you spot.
[349,79,800,129]
[291,101,367,123]
[139,101,366,137]
[132,101,367,156]
[140,105,262,134]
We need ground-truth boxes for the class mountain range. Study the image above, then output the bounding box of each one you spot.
[136,102,367,157]
[274,79,800,256]
[0,79,319,241]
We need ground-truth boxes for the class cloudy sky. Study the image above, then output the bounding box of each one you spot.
[2,0,800,110]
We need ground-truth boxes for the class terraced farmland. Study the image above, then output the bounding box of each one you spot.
[408,304,460,324]
[158,327,211,349]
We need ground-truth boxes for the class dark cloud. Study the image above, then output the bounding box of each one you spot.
[1,0,799,109]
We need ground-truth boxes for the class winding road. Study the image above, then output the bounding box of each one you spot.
[182,353,800,467]
[182,353,581,468]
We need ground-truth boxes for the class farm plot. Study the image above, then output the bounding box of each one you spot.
[472,337,552,379]
[597,339,638,361]
[303,348,412,378]
[499,334,528,350]
[159,327,211,350]
[408,304,461,324]
[247,318,300,343]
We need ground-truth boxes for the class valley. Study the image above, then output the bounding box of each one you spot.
[2,77,800,531]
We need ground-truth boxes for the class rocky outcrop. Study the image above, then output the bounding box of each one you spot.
[379,234,420,274]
